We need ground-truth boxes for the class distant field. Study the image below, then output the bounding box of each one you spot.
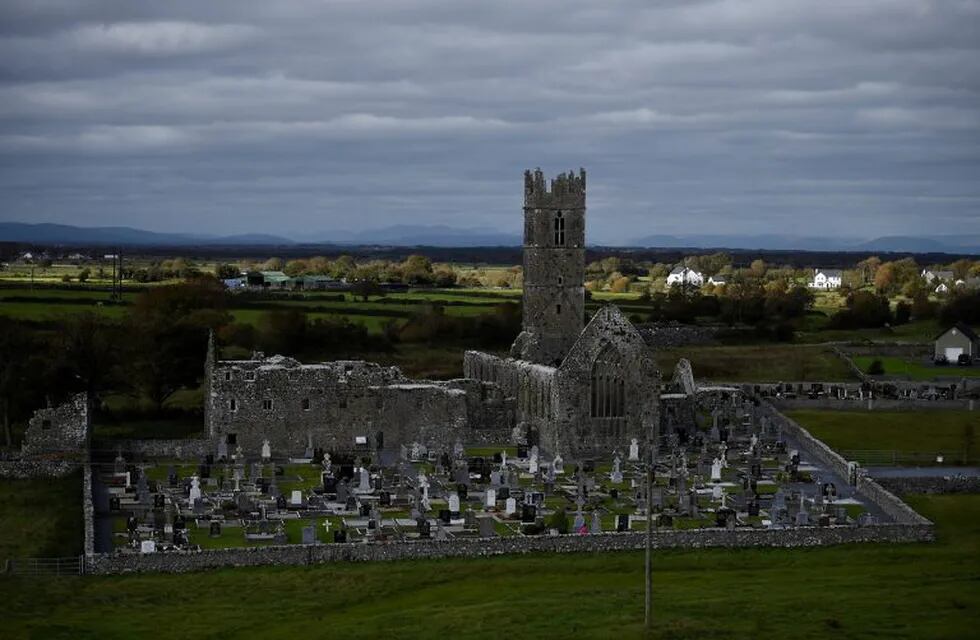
[851,355,980,380]
[657,345,856,382]
[787,409,980,465]
[0,493,977,638]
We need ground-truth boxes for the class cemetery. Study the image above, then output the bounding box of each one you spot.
[81,388,932,574]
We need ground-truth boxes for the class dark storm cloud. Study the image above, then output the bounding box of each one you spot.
[0,0,978,243]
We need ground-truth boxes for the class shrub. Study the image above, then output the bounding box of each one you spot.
[866,359,885,375]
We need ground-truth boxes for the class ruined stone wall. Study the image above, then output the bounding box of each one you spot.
[553,306,660,458]
[20,392,89,456]
[207,355,510,456]
[91,438,212,460]
[463,350,556,442]
[84,523,933,575]
[0,460,80,479]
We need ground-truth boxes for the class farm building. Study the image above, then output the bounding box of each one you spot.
[934,323,979,363]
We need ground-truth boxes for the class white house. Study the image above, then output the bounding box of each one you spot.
[707,275,726,286]
[935,282,950,294]
[922,269,954,284]
[810,268,843,289]
[666,266,704,287]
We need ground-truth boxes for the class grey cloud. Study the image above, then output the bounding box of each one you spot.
[0,0,978,244]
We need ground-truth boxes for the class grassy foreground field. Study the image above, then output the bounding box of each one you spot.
[0,472,83,559]
[787,410,980,465]
[0,494,977,639]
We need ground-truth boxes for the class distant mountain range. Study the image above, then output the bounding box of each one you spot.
[632,233,980,254]
[1,222,978,254]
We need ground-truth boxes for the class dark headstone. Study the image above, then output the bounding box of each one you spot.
[521,504,537,523]
[616,514,630,532]
[379,491,391,507]
[457,483,468,500]
[333,529,347,543]
[439,509,451,524]
[209,521,222,538]
[417,518,431,539]
[517,444,528,459]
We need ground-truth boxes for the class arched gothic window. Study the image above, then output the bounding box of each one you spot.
[554,211,565,246]
[591,344,626,418]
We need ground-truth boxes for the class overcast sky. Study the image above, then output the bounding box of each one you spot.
[0,0,978,244]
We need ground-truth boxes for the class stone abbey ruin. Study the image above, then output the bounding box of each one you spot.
[8,169,934,574]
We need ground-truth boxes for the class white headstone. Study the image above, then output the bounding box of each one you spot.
[448,493,461,513]
[261,439,271,461]
[529,456,539,474]
[140,540,156,554]
[501,450,508,467]
[505,497,517,515]
[359,467,371,492]
[712,485,723,500]
[711,458,723,482]
[628,438,640,461]
[553,454,564,475]
[290,490,303,506]
[188,476,202,505]
[485,488,496,507]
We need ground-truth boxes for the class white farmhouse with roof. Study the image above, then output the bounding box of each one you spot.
[666,266,704,287]
[810,268,842,289]
[921,269,954,284]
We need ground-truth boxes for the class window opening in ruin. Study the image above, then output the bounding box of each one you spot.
[302,398,311,411]
[41,419,52,429]
[262,399,273,411]
[556,303,561,315]
[245,370,255,381]
[339,397,347,409]
[226,433,237,445]
[229,398,237,412]
[224,371,232,381]
[554,211,565,246]
[590,344,626,419]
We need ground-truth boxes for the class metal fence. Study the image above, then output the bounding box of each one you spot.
[4,556,83,577]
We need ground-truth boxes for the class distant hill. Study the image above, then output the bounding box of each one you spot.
[316,225,521,247]
[0,223,295,247]
[2,221,977,254]
[633,233,980,254]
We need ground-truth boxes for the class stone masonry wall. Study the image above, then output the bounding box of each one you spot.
[21,392,89,456]
[85,523,933,575]
[875,476,980,495]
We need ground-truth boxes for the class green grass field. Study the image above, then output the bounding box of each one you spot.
[851,355,980,380]
[787,410,980,465]
[0,493,976,639]
[0,472,83,558]
[657,345,856,382]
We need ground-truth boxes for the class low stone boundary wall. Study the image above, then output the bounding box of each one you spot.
[839,344,931,358]
[759,401,854,484]
[771,398,972,411]
[92,438,211,459]
[0,459,80,479]
[856,476,933,525]
[875,476,980,495]
[83,465,95,556]
[84,523,934,575]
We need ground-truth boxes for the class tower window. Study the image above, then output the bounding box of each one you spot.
[558,276,563,285]
[554,211,565,246]
[262,399,273,411]
[302,398,311,411]
[556,304,561,315]
[229,398,237,412]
